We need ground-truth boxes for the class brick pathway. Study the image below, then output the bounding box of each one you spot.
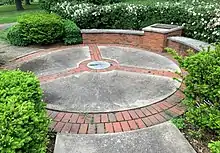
[11,44,185,134]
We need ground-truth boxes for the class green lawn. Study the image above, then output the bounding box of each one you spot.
[0,4,41,24]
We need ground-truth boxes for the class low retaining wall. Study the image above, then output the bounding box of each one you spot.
[81,24,183,52]
[167,39,193,56]
[82,30,143,49]
[167,36,214,55]
[81,24,212,54]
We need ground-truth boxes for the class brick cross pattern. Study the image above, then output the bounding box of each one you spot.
[10,44,186,134]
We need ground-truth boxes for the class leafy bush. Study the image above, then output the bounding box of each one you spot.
[82,0,121,5]
[18,12,64,45]
[7,13,82,46]
[209,141,220,153]
[39,0,63,11]
[39,0,120,9]
[166,45,220,136]
[51,1,220,43]
[185,103,220,135]
[63,19,82,45]
[0,70,50,153]
[1,0,14,4]
[172,117,186,130]
[7,25,29,46]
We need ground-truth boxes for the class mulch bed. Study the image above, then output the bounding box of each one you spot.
[185,134,210,153]
[47,131,57,153]
[180,128,214,153]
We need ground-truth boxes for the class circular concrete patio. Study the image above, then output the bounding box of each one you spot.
[14,44,185,134]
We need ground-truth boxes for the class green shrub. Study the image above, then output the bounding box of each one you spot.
[1,0,14,4]
[51,1,220,43]
[209,141,220,153]
[7,12,82,46]
[0,70,50,153]
[18,12,64,45]
[166,45,220,136]
[63,19,82,45]
[185,103,220,135]
[7,25,29,46]
[39,0,120,9]
[39,0,64,11]
[82,0,121,5]
[172,117,186,130]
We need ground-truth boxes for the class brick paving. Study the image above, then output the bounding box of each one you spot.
[10,44,185,134]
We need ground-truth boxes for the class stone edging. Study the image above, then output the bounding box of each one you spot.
[167,36,214,52]
[81,29,144,35]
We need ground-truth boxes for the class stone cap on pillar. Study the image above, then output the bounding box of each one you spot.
[142,24,183,34]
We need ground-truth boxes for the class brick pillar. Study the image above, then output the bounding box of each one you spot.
[141,24,183,52]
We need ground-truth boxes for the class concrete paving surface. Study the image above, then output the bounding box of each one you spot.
[54,122,196,153]
[20,46,90,76]
[43,71,180,112]
[99,46,181,72]
[0,42,39,65]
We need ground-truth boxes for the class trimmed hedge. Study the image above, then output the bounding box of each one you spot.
[7,25,29,46]
[50,1,220,43]
[18,12,64,45]
[0,70,50,153]
[63,19,82,45]
[7,12,82,46]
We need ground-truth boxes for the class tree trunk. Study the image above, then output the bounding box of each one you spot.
[15,0,24,11]
[25,0,31,5]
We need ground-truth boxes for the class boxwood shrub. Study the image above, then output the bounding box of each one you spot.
[7,25,29,46]
[18,12,64,45]
[7,12,82,46]
[63,19,82,45]
[0,70,50,153]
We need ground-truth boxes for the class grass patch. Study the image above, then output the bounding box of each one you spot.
[0,4,41,24]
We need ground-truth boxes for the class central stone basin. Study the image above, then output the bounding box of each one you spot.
[87,61,111,70]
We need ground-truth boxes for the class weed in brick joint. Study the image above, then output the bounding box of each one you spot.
[164,110,174,118]
[90,117,94,124]
[82,112,94,124]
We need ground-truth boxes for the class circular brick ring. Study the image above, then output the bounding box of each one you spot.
[10,44,185,134]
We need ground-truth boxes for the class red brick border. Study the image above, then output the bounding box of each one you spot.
[8,44,186,134]
[47,87,185,134]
